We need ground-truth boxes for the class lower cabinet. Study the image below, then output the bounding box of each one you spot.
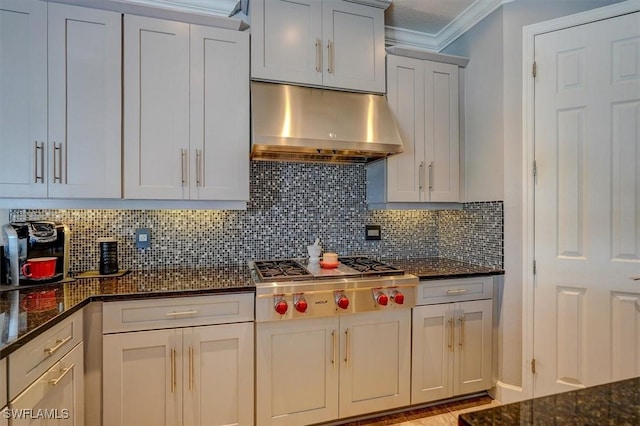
[411,299,493,404]
[103,322,253,426]
[9,342,84,425]
[256,310,411,426]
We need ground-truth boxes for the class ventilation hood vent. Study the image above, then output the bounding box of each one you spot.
[250,82,403,164]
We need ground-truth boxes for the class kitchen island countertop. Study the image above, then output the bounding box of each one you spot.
[0,266,254,358]
[458,377,639,425]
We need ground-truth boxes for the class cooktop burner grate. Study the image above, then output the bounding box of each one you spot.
[252,260,312,281]
[251,257,405,283]
[337,256,403,275]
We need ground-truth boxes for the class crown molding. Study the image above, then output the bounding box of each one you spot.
[46,0,248,30]
[386,0,508,52]
[345,0,392,10]
[117,0,241,16]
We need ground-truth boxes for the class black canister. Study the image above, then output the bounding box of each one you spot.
[98,237,118,275]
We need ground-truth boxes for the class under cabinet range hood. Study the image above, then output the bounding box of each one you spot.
[250,82,403,164]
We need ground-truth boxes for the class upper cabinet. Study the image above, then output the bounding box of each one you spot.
[123,15,249,201]
[0,0,121,199]
[250,0,386,93]
[367,53,463,208]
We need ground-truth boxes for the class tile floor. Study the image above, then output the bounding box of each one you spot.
[336,396,501,426]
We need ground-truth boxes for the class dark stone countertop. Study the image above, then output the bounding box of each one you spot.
[0,257,502,359]
[459,377,640,425]
[0,266,254,358]
[385,257,504,280]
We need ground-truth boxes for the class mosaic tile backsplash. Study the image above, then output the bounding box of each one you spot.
[9,162,503,273]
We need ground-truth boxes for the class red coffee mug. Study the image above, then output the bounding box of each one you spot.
[21,257,57,279]
[21,290,58,312]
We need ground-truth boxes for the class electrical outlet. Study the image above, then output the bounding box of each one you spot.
[135,228,151,249]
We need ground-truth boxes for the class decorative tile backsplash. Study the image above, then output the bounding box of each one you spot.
[9,162,503,273]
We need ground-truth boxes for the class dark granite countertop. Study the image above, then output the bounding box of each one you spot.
[0,266,254,358]
[0,258,502,359]
[385,257,504,280]
[459,377,640,425]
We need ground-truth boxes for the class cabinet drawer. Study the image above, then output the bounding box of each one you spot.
[103,293,254,333]
[416,277,494,305]
[8,310,83,400]
[0,357,6,408]
[10,342,84,423]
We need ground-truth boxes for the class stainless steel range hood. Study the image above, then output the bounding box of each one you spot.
[250,82,403,164]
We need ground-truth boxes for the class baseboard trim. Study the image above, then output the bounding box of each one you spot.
[490,381,524,404]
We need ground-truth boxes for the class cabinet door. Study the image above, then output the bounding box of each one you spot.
[123,15,190,200]
[386,55,425,202]
[47,4,121,199]
[411,304,454,404]
[10,342,84,426]
[183,323,254,426]
[339,310,411,418]
[103,329,182,426]
[0,0,47,198]
[454,299,493,395]
[190,25,249,201]
[322,0,385,93]
[250,0,323,86]
[424,61,459,202]
[256,318,338,426]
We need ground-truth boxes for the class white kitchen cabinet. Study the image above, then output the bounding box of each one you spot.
[256,310,411,426]
[103,294,254,426]
[0,0,121,199]
[124,15,249,201]
[8,310,83,401]
[250,0,386,93]
[103,328,180,426]
[412,299,493,404]
[338,310,411,418]
[103,323,253,426]
[10,342,84,426]
[256,317,338,426]
[189,25,249,201]
[367,54,460,207]
[1,357,6,411]
[123,15,190,200]
[0,0,47,198]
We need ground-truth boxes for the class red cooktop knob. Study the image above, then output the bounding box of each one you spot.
[376,293,389,306]
[336,295,349,310]
[295,298,308,313]
[274,300,288,315]
[392,291,405,305]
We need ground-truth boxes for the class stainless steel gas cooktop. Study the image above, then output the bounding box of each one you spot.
[250,256,418,321]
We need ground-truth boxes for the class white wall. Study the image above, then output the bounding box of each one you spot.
[446,9,504,203]
[444,0,625,397]
[0,210,8,225]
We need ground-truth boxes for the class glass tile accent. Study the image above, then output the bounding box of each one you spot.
[8,162,503,273]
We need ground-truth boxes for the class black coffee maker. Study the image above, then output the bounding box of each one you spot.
[1,221,70,285]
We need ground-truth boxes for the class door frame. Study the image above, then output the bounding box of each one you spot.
[521,0,640,399]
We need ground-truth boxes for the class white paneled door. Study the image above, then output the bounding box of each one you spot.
[533,11,640,397]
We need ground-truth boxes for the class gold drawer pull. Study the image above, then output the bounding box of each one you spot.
[48,365,73,386]
[44,336,72,356]
[165,310,198,317]
[447,289,468,295]
[170,347,176,393]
